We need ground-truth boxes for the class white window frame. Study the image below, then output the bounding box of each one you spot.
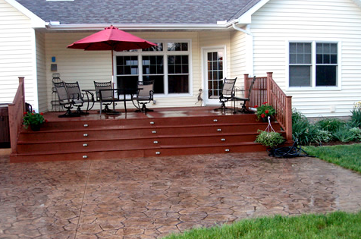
[286,40,341,91]
[114,39,192,97]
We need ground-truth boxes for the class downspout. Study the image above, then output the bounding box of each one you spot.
[232,23,254,76]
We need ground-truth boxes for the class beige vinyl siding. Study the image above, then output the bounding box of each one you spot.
[251,0,361,117]
[230,30,247,89]
[36,31,47,112]
[45,31,231,110]
[45,32,113,110]
[0,0,35,106]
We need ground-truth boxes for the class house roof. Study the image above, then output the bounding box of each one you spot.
[15,0,262,26]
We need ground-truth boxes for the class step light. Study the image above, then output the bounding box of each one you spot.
[83,124,88,127]
[83,155,88,159]
[83,144,88,147]
[221,138,226,141]
[154,141,158,144]
[217,129,222,132]
[152,131,157,134]
[225,149,230,152]
[150,122,155,125]
[213,119,218,122]
[156,152,161,155]
[83,134,88,137]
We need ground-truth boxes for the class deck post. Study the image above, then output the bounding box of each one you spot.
[285,96,293,141]
[244,74,250,108]
[266,72,273,103]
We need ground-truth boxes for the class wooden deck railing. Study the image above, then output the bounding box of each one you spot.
[8,77,25,154]
[244,73,292,141]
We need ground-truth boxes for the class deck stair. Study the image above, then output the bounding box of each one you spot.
[11,113,283,162]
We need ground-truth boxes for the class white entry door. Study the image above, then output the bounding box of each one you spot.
[203,48,225,105]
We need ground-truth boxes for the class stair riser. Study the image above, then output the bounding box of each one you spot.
[19,129,155,142]
[11,144,266,163]
[156,124,279,135]
[17,134,258,154]
[144,144,266,157]
[41,115,259,130]
[17,139,156,154]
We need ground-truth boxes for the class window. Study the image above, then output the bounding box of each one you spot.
[289,42,338,88]
[115,41,190,95]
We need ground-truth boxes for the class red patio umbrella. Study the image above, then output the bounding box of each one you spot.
[67,25,156,81]
[67,25,156,51]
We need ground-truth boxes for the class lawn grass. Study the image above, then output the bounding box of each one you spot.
[304,143,361,174]
[163,211,361,239]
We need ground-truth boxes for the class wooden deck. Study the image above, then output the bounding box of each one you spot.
[10,106,284,163]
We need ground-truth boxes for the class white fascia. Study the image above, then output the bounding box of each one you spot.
[4,0,46,28]
[45,23,230,31]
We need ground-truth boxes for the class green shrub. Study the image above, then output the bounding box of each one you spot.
[315,118,345,133]
[332,125,355,142]
[292,110,319,145]
[350,108,361,128]
[314,129,332,144]
[349,127,361,141]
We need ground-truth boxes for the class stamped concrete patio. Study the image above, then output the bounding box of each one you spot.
[1,150,361,239]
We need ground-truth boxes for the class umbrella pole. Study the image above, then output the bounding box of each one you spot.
[111,50,114,87]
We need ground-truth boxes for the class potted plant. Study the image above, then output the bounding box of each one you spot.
[23,111,46,131]
[255,102,276,122]
[255,130,285,149]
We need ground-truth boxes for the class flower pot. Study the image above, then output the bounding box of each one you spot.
[30,124,41,131]
[260,116,275,122]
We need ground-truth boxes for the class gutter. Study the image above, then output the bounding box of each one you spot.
[45,23,231,31]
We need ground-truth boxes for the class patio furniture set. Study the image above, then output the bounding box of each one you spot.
[215,76,256,114]
[52,76,154,117]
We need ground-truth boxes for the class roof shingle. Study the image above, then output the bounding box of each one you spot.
[16,0,261,25]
